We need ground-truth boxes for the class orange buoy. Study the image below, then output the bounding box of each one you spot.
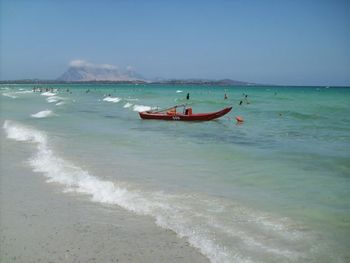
[235,116,244,123]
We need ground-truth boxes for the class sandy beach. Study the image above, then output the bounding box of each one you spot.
[0,137,209,263]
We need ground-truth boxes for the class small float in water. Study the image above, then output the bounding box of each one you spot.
[235,116,244,123]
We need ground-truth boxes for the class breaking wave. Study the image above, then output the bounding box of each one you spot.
[41,92,56,96]
[123,102,133,108]
[2,90,32,98]
[31,110,54,118]
[103,97,121,103]
[17,90,32,94]
[47,96,63,103]
[3,92,17,99]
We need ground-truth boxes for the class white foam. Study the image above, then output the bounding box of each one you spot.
[3,90,33,98]
[56,101,65,106]
[3,93,17,99]
[16,90,32,94]
[123,102,133,108]
[31,110,53,118]
[132,105,156,112]
[176,90,183,93]
[103,97,121,103]
[41,92,56,96]
[208,220,298,259]
[47,96,63,103]
[3,121,47,144]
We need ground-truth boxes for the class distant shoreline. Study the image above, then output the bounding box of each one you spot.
[0,80,349,88]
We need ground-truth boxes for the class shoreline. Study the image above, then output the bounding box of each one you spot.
[0,138,209,263]
[1,81,349,88]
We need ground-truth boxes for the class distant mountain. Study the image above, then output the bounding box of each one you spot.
[2,59,257,85]
[217,79,255,86]
[152,78,256,86]
[2,78,256,85]
[57,60,144,82]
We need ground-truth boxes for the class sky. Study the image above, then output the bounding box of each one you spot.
[0,0,349,86]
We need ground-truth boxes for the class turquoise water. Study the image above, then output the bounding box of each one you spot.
[1,84,350,262]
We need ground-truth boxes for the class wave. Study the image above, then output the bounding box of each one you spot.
[2,120,327,263]
[176,90,183,93]
[16,90,32,94]
[31,110,54,118]
[55,101,65,106]
[123,102,133,108]
[2,92,17,99]
[103,97,121,103]
[2,90,32,99]
[41,92,56,96]
[47,96,63,103]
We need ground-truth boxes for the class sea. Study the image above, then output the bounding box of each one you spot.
[1,84,349,263]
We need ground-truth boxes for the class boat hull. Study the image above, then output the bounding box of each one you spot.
[139,107,232,121]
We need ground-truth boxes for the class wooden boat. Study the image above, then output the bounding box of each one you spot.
[139,105,232,121]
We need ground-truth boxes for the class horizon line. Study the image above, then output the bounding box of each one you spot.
[0,79,349,88]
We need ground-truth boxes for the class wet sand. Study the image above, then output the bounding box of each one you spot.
[0,139,209,263]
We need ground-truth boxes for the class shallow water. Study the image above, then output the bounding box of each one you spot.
[1,84,350,263]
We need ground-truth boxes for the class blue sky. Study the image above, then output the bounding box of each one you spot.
[1,0,349,85]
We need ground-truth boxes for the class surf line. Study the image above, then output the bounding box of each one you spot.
[2,120,234,263]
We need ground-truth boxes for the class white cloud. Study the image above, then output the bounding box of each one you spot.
[69,59,92,67]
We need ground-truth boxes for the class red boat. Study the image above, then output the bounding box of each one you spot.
[139,105,232,121]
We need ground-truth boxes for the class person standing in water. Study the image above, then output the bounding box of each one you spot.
[224,93,228,99]
[244,94,250,104]
[186,93,190,100]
